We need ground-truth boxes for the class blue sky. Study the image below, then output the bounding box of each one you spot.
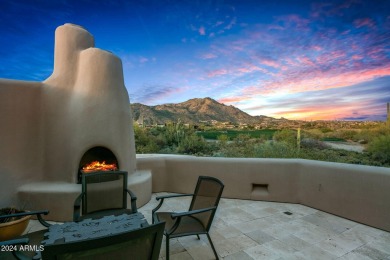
[1,0,389,120]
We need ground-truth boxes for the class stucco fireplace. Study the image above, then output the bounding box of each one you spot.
[0,24,151,221]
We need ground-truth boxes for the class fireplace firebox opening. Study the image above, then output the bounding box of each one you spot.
[78,146,119,183]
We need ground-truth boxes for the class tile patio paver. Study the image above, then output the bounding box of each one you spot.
[25,193,390,260]
[140,193,390,260]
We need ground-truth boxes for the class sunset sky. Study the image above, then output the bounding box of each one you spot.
[1,0,389,121]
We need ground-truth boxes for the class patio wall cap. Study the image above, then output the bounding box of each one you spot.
[136,154,390,172]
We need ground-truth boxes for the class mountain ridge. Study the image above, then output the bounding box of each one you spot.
[130,97,282,125]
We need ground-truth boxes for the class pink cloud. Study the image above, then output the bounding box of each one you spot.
[224,17,236,30]
[270,98,381,121]
[207,69,228,77]
[199,26,206,35]
[285,58,299,67]
[367,47,384,60]
[354,18,376,29]
[260,59,280,68]
[267,24,285,31]
[276,14,310,30]
[236,65,268,75]
[141,85,190,105]
[200,53,217,59]
[352,55,363,60]
[297,57,315,66]
[218,96,248,104]
[311,1,355,19]
[272,107,344,120]
[312,45,322,51]
[315,51,346,65]
[260,66,390,96]
[215,21,224,27]
[286,14,309,26]
[139,57,148,63]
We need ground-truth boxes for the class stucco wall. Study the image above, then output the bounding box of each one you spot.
[137,155,390,232]
[0,80,44,205]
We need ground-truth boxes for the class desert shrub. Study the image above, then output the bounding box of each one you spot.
[321,137,346,142]
[234,134,251,143]
[319,127,332,133]
[177,135,211,155]
[215,133,268,158]
[299,148,381,166]
[137,141,160,153]
[255,141,298,158]
[300,138,329,150]
[273,129,297,146]
[302,129,324,140]
[356,126,390,143]
[158,146,177,154]
[134,124,160,153]
[355,129,374,143]
[334,129,359,141]
[217,134,229,142]
[134,122,389,167]
[367,134,390,164]
[299,148,342,162]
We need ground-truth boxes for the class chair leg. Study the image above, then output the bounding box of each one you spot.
[206,233,219,260]
[196,234,200,240]
[166,235,170,260]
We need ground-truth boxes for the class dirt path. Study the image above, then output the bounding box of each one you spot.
[324,141,365,153]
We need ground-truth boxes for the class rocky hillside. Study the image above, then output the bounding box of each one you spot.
[130,97,276,125]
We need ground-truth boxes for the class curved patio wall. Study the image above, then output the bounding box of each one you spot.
[137,155,390,232]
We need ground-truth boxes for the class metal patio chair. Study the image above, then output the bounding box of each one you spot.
[73,171,138,222]
[152,176,224,260]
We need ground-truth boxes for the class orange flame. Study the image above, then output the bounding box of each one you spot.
[82,161,118,173]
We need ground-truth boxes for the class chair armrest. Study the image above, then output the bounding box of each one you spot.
[171,206,216,219]
[125,189,138,213]
[73,192,84,222]
[164,207,217,235]
[0,210,48,220]
[152,194,194,221]
[156,193,193,201]
[36,211,51,228]
[0,210,50,228]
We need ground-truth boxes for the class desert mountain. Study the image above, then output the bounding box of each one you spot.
[130,97,279,125]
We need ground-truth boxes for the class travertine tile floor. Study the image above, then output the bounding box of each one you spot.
[27,193,390,259]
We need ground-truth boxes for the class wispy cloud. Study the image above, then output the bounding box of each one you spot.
[207,69,229,78]
[2,0,389,121]
[139,56,149,63]
[130,84,189,105]
[241,76,390,120]
[198,26,206,35]
[200,53,217,59]
[195,0,390,117]
[354,18,376,29]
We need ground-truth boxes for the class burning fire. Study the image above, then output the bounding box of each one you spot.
[82,161,118,173]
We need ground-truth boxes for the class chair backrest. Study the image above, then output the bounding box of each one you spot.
[189,176,224,231]
[81,171,128,214]
[41,222,165,260]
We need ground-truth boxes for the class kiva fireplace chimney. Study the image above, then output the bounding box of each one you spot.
[0,24,151,221]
